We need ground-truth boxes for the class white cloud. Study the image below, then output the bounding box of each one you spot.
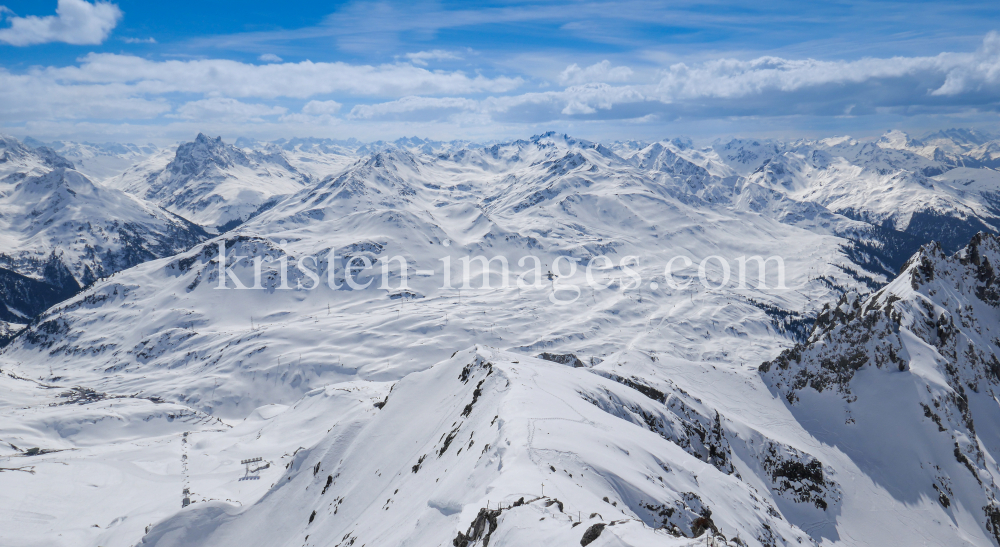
[44,53,523,98]
[0,67,170,120]
[555,83,645,114]
[258,53,283,63]
[121,36,155,44]
[278,100,343,124]
[931,31,1000,96]
[0,54,522,126]
[404,50,463,66]
[2,32,1000,135]
[349,84,647,121]
[349,96,479,119]
[302,100,342,115]
[338,35,996,123]
[559,60,633,85]
[0,0,121,46]
[650,36,1000,102]
[173,98,287,122]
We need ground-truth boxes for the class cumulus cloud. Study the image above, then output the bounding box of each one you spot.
[173,98,287,122]
[336,31,1000,123]
[0,54,521,126]
[0,0,121,46]
[931,31,1000,96]
[559,60,633,86]
[556,83,645,114]
[2,31,1000,134]
[0,67,170,120]
[258,53,283,63]
[302,100,342,115]
[651,35,1000,102]
[404,49,463,66]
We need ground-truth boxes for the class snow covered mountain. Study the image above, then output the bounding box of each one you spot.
[4,133,868,413]
[106,134,314,230]
[0,136,208,344]
[878,128,1000,169]
[139,347,810,547]
[0,134,73,177]
[712,138,786,176]
[235,136,362,180]
[2,129,1000,547]
[760,232,1000,546]
[135,234,1000,547]
[737,134,1000,257]
[24,138,160,182]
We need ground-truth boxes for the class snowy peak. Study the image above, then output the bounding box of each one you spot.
[0,134,73,177]
[629,141,684,170]
[529,131,619,161]
[760,232,1000,546]
[140,348,810,547]
[242,147,429,231]
[924,127,995,148]
[737,136,1000,254]
[27,137,157,157]
[824,139,943,175]
[107,134,312,228]
[762,232,1000,400]
[876,129,922,150]
[872,127,1000,167]
[628,141,732,200]
[606,139,651,157]
[169,133,304,183]
[167,133,252,176]
[711,138,784,175]
[1,167,207,274]
[13,166,102,204]
[432,133,608,175]
[478,147,645,218]
[0,166,207,334]
[250,136,361,156]
[23,138,158,182]
[308,148,419,206]
[351,136,486,157]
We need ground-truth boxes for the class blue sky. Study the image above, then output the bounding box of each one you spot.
[1,0,998,143]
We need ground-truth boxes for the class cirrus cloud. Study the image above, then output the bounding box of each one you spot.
[404,49,463,66]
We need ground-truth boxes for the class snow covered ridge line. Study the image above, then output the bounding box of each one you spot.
[212,239,789,304]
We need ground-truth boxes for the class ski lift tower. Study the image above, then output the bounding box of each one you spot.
[240,457,268,481]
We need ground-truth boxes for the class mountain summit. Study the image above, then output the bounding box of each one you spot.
[107,134,312,229]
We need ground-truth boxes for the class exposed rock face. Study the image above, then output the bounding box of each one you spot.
[537,352,586,368]
[137,348,812,547]
[761,232,1000,402]
[761,232,1000,545]
[108,133,311,228]
[0,139,208,338]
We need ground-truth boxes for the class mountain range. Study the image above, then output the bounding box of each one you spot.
[1,128,1000,547]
